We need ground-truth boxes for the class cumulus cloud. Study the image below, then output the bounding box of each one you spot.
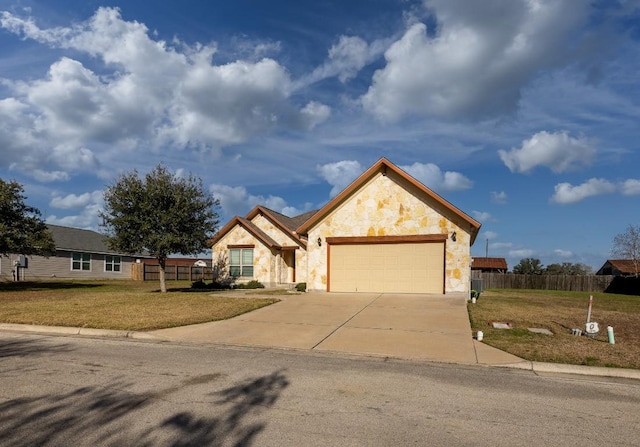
[299,35,389,87]
[620,179,640,195]
[550,178,616,204]
[471,211,493,222]
[499,131,595,173]
[483,231,498,240]
[491,191,508,204]
[401,162,473,192]
[317,160,364,197]
[0,7,329,179]
[50,190,103,209]
[361,0,591,121]
[554,249,573,258]
[509,248,535,258]
[209,184,306,219]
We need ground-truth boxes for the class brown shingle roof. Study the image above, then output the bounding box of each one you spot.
[472,257,508,270]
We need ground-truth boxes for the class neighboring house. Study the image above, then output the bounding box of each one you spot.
[471,257,508,273]
[0,224,150,281]
[211,158,481,294]
[596,259,640,277]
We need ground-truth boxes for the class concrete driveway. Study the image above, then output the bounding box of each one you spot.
[152,292,522,365]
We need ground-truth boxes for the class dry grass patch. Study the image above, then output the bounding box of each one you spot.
[468,289,640,369]
[0,280,278,331]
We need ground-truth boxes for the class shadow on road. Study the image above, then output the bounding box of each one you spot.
[0,370,289,446]
[0,338,75,359]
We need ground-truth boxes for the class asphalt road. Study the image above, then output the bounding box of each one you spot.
[1,332,639,447]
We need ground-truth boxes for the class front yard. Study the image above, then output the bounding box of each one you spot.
[0,280,279,331]
[468,289,640,369]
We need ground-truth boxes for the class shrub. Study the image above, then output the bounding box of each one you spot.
[234,280,265,289]
[191,280,207,289]
[295,282,307,292]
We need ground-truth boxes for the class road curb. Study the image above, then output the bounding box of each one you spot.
[0,323,157,340]
[2,323,639,380]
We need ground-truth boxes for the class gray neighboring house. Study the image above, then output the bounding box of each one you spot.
[0,224,151,281]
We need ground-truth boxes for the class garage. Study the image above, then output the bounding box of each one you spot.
[328,238,445,294]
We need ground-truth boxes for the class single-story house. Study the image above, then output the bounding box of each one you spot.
[471,257,508,273]
[596,259,640,277]
[0,224,150,281]
[211,158,481,294]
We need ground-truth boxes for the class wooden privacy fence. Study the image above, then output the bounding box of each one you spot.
[131,264,213,282]
[471,272,615,293]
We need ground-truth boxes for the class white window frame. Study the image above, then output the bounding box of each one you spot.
[229,248,254,278]
[105,255,122,273]
[71,252,91,271]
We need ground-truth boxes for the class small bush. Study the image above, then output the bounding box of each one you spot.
[295,282,307,292]
[234,280,265,289]
[191,280,207,289]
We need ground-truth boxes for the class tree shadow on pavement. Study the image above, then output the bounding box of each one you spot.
[0,338,74,359]
[0,370,289,447]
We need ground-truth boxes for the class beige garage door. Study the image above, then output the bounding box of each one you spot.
[329,242,444,293]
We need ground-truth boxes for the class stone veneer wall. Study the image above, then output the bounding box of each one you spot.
[305,172,472,293]
[211,226,276,286]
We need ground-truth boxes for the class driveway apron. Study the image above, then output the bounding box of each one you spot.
[151,292,520,364]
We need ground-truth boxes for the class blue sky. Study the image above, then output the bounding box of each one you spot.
[1,0,639,271]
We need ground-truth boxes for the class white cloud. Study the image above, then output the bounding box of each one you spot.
[361,0,591,121]
[401,162,473,192]
[620,179,640,195]
[31,169,70,182]
[317,160,364,197]
[483,231,498,240]
[299,35,389,87]
[471,211,493,222]
[209,184,305,219]
[50,190,103,209]
[492,242,513,250]
[499,131,595,174]
[554,249,573,258]
[550,178,616,204]
[491,191,508,204]
[0,7,324,177]
[299,101,331,130]
[509,249,535,258]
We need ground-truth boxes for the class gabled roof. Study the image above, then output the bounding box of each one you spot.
[296,158,481,244]
[47,224,151,257]
[47,224,114,255]
[209,216,282,249]
[600,259,640,275]
[245,206,318,248]
[472,257,508,270]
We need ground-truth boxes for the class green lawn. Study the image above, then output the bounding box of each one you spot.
[0,280,278,331]
[468,289,640,369]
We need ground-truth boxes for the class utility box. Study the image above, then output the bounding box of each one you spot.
[471,278,483,295]
[18,255,28,268]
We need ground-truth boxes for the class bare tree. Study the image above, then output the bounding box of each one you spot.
[611,224,640,277]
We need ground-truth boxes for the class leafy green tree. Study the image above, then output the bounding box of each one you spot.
[0,179,55,257]
[544,262,592,275]
[611,224,640,277]
[100,165,220,292]
[512,258,544,274]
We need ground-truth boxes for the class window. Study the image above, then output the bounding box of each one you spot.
[72,253,91,271]
[105,255,121,272]
[229,248,253,277]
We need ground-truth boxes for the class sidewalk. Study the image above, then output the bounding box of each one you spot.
[2,291,639,381]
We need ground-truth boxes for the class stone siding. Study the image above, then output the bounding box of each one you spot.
[305,172,472,293]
